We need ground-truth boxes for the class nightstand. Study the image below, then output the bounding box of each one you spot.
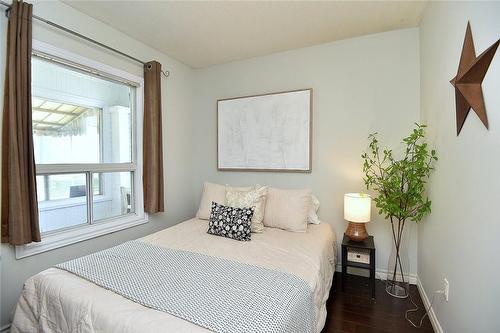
[341,234,376,298]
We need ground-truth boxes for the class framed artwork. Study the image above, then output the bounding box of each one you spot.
[217,88,312,172]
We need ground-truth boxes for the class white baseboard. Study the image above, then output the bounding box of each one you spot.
[335,264,418,285]
[0,324,10,333]
[375,268,418,285]
[416,278,444,333]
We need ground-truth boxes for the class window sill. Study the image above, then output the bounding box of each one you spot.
[15,213,148,259]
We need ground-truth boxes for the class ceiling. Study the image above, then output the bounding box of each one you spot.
[64,1,427,69]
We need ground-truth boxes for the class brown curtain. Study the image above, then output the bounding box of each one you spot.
[1,1,40,245]
[143,61,164,213]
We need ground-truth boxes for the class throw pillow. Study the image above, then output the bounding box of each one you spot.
[226,185,267,233]
[207,202,254,241]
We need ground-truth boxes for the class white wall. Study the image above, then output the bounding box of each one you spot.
[5,1,497,331]
[191,28,421,280]
[419,2,500,332]
[0,1,196,328]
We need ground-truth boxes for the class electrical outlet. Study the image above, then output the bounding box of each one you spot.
[444,278,449,301]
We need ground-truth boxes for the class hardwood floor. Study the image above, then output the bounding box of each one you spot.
[322,274,435,333]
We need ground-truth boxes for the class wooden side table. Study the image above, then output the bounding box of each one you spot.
[341,234,376,298]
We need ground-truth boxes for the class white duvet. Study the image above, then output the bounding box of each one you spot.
[11,218,336,333]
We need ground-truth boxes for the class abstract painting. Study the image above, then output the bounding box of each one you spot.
[217,89,312,172]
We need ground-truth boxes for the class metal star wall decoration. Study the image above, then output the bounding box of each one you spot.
[450,22,499,135]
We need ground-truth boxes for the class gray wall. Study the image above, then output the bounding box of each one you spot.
[419,2,500,332]
[191,28,421,279]
[0,1,197,328]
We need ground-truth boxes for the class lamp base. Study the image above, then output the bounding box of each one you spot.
[345,222,368,242]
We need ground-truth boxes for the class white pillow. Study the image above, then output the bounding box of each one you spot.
[263,187,312,232]
[226,185,267,233]
[308,194,321,224]
[196,182,252,220]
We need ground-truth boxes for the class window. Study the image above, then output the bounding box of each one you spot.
[16,41,147,258]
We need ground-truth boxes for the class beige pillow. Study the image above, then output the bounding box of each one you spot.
[263,187,312,232]
[196,182,226,220]
[196,182,252,220]
[226,185,267,233]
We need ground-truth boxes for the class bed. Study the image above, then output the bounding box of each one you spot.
[11,218,336,333]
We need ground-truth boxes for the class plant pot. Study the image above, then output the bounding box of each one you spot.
[385,220,410,298]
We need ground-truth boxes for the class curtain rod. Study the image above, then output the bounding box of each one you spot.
[0,0,170,78]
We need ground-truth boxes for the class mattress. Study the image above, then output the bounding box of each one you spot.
[11,218,337,333]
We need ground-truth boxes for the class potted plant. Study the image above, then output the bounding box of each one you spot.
[361,123,437,298]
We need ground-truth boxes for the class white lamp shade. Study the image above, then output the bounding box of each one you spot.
[344,193,371,223]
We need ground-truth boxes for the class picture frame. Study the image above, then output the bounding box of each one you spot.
[217,88,312,172]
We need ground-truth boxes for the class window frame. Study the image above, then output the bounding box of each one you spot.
[16,40,148,259]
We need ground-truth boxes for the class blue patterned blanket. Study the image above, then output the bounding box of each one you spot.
[56,240,315,333]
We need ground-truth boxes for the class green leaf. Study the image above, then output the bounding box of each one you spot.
[361,123,437,224]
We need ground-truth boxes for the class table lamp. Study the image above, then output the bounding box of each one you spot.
[344,193,371,242]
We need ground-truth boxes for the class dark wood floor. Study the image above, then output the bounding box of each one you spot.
[322,274,435,333]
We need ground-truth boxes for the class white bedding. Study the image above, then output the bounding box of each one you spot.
[11,218,336,333]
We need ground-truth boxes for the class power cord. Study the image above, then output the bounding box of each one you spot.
[405,289,444,328]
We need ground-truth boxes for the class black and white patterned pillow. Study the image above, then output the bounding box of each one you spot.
[208,202,254,241]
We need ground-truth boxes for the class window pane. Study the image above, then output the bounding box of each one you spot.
[48,174,87,200]
[92,173,102,195]
[36,175,46,202]
[37,173,88,233]
[33,106,100,164]
[93,172,134,221]
[32,56,133,164]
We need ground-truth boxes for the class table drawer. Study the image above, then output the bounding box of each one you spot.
[347,249,371,264]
